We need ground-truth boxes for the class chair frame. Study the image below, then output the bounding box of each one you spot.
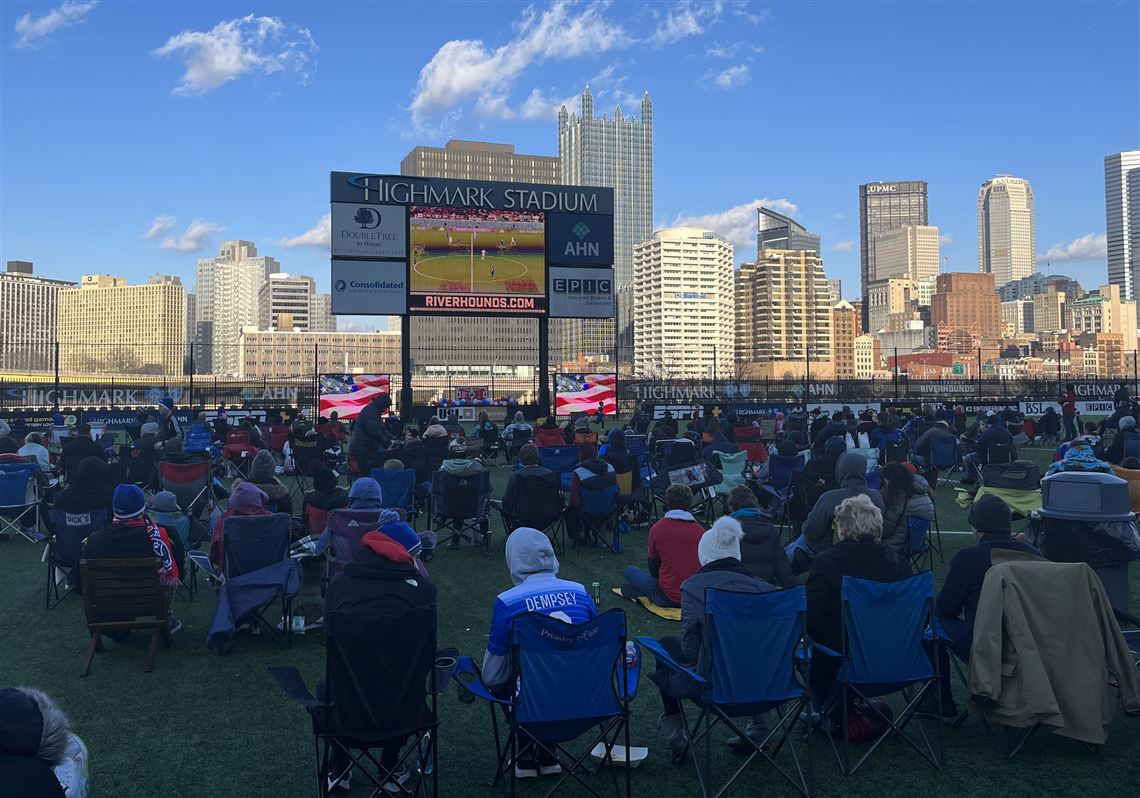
[0,460,43,541]
[221,513,296,652]
[431,470,492,556]
[46,507,107,610]
[79,557,170,676]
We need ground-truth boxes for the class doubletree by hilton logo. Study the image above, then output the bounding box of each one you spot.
[353,207,381,229]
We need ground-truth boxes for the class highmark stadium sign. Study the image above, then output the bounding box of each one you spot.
[329,172,614,318]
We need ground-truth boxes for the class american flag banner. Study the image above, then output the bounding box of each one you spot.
[318,374,390,419]
[554,373,617,416]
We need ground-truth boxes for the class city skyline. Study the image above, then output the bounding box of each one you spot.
[2,1,1135,301]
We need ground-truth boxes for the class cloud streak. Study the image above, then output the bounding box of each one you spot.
[142,215,177,240]
[713,64,749,89]
[1040,232,1106,263]
[830,240,855,253]
[670,197,798,255]
[281,213,331,249]
[158,219,222,253]
[15,0,97,48]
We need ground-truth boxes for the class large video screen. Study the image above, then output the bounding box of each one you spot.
[408,206,545,314]
[554,373,617,417]
[318,374,390,420]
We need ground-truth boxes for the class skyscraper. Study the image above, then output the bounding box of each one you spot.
[195,240,279,375]
[0,261,73,372]
[1104,151,1140,300]
[858,181,928,330]
[977,176,1036,287]
[871,225,940,282]
[930,272,1001,353]
[632,227,734,378]
[558,86,653,363]
[259,273,317,331]
[400,140,559,375]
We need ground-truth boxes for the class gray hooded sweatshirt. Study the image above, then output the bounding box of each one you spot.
[802,451,885,554]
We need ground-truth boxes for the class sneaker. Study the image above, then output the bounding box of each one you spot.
[514,759,539,779]
[537,749,561,776]
[383,766,411,793]
[726,725,771,754]
[327,768,351,793]
[168,619,183,635]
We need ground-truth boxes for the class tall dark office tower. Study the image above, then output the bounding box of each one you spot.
[858,181,928,330]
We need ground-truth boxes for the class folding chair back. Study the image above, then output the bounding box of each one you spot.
[304,503,330,536]
[511,427,534,448]
[579,483,618,517]
[840,572,934,687]
[121,445,156,487]
[513,471,563,527]
[624,434,648,458]
[0,461,37,507]
[290,435,325,478]
[1125,431,1140,460]
[615,470,634,498]
[906,516,932,571]
[47,508,107,608]
[713,450,747,495]
[423,435,450,473]
[884,440,908,464]
[987,442,1013,466]
[539,445,578,484]
[574,430,599,445]
[223,513,292,579]
[738,441,768,464]
[662,439,698,468]
[326,508,382,581]
[733,425,762,443]
[186,422,213,453]
[767,454,804,496]
[158,460,211,513]
[759,420,777,440]
[79,557,167,674]
[432,470,490,522]
[535,426,567,448]
[849,447,880,472]
[267,425,290,452]
[371,468,416,518]
[930,437,958,470]
[149,509,193,550]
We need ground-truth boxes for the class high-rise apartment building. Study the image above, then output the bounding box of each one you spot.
[1105,151,1140,300]
[0,261,74,372]
[401,140,558,372]
[58,275,186,375]
[259,273,316,331]
[736,209,832,378]
[237,328,401,380]
[559,86,653,362]
[826,278,843,304]
[930,272,1001,353]
[977,176,1036,286]
[310,292,335,333]
[871,225,940,281]
[1068,284,1137,346]
[195,240,280,374]
[831,300,858,379]
[1031,287,1067,334]
[760,209,821,253]
[1001,299,1034,336]
[999,272,1083,302]
[632,228,733,378]
[858,181,928,329]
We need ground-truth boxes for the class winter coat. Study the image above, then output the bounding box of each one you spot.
[0,688,69,798]
[679,558,774,673]
[802,452,885,554]
[325,531,436,618]
[209,482,271,569]
[53,456,114,516]
[733,509,795,587]
[441,457,486,478]
[806,539,909,652]
[348,400,393,458]
[879,473,935,554]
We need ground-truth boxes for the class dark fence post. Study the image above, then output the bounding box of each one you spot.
[53,340,60,412]
[188,343,195,410]
[976,347,982,399]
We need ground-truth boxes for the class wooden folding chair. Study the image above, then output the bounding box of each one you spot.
[80,557,169,676]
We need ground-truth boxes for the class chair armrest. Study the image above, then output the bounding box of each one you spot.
[452,656,511,705]
[188,550,223,585]
[268,666,321,710]
[635,636,706,684]
[433,647,459,695]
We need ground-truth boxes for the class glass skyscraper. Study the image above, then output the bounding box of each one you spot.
[557,86,653,365]
[858,181,928,330]
[1105,151,1140,301]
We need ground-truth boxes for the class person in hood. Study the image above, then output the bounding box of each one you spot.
[348,393,394,476]
[912,420,957,469]
[700,417,738,462]
[323,529,436,793]
[650,516,775,762]
[483,527,595,779]
[802,435,846,483]
[0,419,19,454]
[792,451,885,564]
[347,477,384,510]
[422,416,449,439]
[878,462,935,555]
[304,463,349,512]
[441,437,486,478]
[503,411,533,440]
[726,485,794,587]
[0,687,76,798]
[210,481,271,571]
[622,484,703,607]
[246,449,292,516]
[1104,415,1137,465]
[54,456,114,517]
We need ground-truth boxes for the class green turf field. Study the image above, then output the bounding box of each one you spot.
[2,440,1137,797]
[410,223,544,296]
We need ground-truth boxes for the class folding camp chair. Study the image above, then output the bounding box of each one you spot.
[928,437,959,491]
[737,440,768,466]
[507,428,534,462]
[0,461,42,541]
[811,572,944,776]
[884,440,908,464]
[624,434,648,460]
[119,445,157,490]
[494,471,566,555]
[638,587,813,798]
[758,454,804,532]
[158,459,212,519]
[267,424,290,453]
[535,426,566,448]
[539,445,579,491]
[223,430,258,478]
[578,482,620,553]
[372,468,423,529]
[431,470,492,555]
[326,508,383,583]
[655,439,698,470]
[711,450,747,513]
[270,606,443,798]
[906,516,934,573]
[453,610,634,798]
[1123,430,1140,461]
[46,508,107,609]
[79,557,169,675]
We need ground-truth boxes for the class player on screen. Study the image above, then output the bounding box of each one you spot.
[481,249,486,261]
[490,265,496,279]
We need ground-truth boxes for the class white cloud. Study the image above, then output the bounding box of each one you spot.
[159,219,221,253]
[938,232,954,246]
[14,0,97,48]
[670,197,798,254]
[713,64,749,89]
[153,14,317,95]
[649,0,721,46]
[281,213,331,249]
[1040,232,1107,263]
[830,240,856,253]
[834,211,847,220]
[142,215,177,240]
[705,42,739,59]
[732,2,773,24]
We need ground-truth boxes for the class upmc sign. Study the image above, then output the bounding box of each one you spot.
[866,184,897,193]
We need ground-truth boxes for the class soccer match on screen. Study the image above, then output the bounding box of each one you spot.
[409,206,545,298]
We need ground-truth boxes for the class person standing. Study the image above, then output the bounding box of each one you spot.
[1059,383,1078,441]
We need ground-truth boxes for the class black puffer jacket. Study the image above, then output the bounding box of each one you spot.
[0,687,69,798]
[732,509,795,587]
[325,533,437,616]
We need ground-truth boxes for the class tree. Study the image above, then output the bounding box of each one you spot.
[354,208,376,228]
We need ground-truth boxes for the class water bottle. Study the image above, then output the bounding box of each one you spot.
[624,641,638,670]
[592,581,601,606]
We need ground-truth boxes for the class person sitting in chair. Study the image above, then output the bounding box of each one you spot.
[504,411,533,440]
[963,413,1014,477]
[501,444,558,522]
[790,451,884,567]
[483,527,595,779]
[346,477,384,510]
[802,435,846,482]
[58,424,105,482]
[726,485,795,588]
[54,456,113,518]
[1104,415,1137,465]
[323,527,437,793]
[912,420,957,469]
[246,450,292,517]
[209,482,272,572]
[239,418,266,451]
[700,418,737,462]
[304,463,349,513]
[878,462,935,555]
[621,484,703,607]
[601,429,643,496]
[440,437,486,478]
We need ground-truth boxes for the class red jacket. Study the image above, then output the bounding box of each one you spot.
[1060,390,1077,417]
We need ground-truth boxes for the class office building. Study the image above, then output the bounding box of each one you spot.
[871,225,940,281]
[559,85,653,362]
[259,273,316,331]
[310,292,335,333]
[0,261,74,373]
[999,272,1083,302]
[58,275,186,376]
[1001,299,1034,336]
[826,278,843,304]
[195,240,280,374]
[831,300,858,379]
[1068,284,1137,347]
[853,334,881,379]
[877,323,932,357]
[401,139,556,372]
[237,328,401,380]
[977,176,1036,286]
[858,180,928,329]
[759,209,821,253]
[866,277,913,335]
[632,228,733,378]
[930,272,1001,353]
[1031,287,1067,334]
[1105,152,1140,300]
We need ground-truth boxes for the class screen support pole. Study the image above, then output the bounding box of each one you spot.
[401,315,413,416]
[538,315,551,419]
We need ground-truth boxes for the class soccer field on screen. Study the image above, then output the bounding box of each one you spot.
[409,209,545,296]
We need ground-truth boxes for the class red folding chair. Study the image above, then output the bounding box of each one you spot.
[738,440,769,464]
[267,424,290,452]
[158,460,212,517]
[535,427,566,447]
[305,503,330,537]
[222,430,258,477]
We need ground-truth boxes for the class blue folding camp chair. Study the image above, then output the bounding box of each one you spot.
[431,470,492,555]
[578,482,620,553]
[0,461,42,541]
[45,507,106,609]
[638,587,813,798]
[906,516,934,573]
[325,508,382,584]
[928,438,959,490]
[811,572,944,776]
[372,467,422,529]
[453,610,635,798]
[759,454,804,532]
[539,446,579,492]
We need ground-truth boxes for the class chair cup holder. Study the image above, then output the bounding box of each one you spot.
[455,669,477,704]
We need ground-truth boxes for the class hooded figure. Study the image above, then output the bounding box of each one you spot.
[801,451,885,555]
[304,463,349,512]
[0,687,73,798]
[210,482,271,570]
[347,477,384,510]
[325,529,436,620]
[481,528,596,691]
[246,449,292,516]
[54,456,114,515]
[441,437,486,477]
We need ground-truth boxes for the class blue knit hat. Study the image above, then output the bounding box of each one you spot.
[113,484,146,518]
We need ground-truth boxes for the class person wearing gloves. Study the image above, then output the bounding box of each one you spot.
[650,516,775,763]
[483,527,596,779]
[0,687,82,798]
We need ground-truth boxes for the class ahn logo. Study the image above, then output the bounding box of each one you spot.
[564,221,598,257]
[552,277,612,295]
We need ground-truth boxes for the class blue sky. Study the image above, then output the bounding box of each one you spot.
[2,0,1137,304]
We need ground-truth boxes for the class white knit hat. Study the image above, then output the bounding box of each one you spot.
[698,516,744,566]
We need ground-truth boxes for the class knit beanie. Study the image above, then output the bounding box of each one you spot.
[149,491,179,513]
[969,494,1012,536]
[113,484,146,519]
[698,516,744,566]
[250,450,276,482]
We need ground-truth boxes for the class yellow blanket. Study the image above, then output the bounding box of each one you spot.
[610,587,681,621]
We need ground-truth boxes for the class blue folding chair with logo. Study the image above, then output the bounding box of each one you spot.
[539,446,579,492]
[372,467,424,530]
[45,507,107,609]
[0,461,44,542]
[452,610,637,798]
[639,587,813,798]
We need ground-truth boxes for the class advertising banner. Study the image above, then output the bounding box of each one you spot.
[454,385,489,402]
[548,266,614,319]
[331,260,407,315]
[330,203,407,259]
[546,213,614,266]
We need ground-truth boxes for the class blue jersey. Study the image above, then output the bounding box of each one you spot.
[486,573,596,656]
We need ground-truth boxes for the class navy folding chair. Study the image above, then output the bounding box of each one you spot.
[928,438,959,490]
[46,507,107,609]
[431,470,491,555]
[638,587,813,798]
[759,454,804,532]
[884,440,908,464]
[578,482,619,553]
[493,472,566,555]
[0,461,42,541]
[372,468,422,529]
[325,508,382,583]
[539,446,579,492]
[453,610,634,798]
[813,572,944,776]
[906,516,933,573]
[223,513,296,650]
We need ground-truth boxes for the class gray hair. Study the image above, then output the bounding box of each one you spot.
[25,432,43,445]
[834,494,883,543]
